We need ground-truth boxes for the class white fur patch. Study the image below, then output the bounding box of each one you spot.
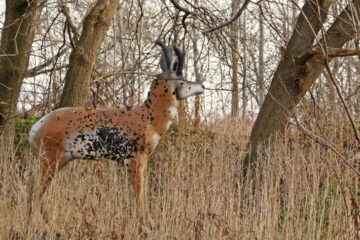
[62,151,73,163]
[124,159,132,166]
[168,106,178,120]
[165,120,172,131]
[28,113,51,146]
[152,133,160,149]
[65,130,97,159]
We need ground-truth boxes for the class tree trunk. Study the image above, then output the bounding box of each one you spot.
[0,0,42,145]
[230,0,240,117]
[192,34,202,128]
[171,13,187,122]
[258,11,265,106]
[243,0,359,173]
[59,0,120,108]
[241,12,247,119]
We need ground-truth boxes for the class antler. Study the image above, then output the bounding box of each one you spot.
[173,46,185,76]
[156,40,185,79]
[156,40,172,71]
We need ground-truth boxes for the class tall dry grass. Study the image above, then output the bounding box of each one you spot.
[0,117,359,239]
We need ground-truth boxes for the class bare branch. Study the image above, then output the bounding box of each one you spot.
[293,119,360,177]
[268,92,360,177]
[346,85,360,100]
[90,87,106,106]
[202,0,251,34]
[27,65,68,78]
[94,71,156,82]
[324,62,360,144]
[169,0,193,15]
[310,48,360,57]
[59,2,80,44]
[26,48,69,77]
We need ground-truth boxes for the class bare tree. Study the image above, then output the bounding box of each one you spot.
[241,11,248,119]
[243,0,360,173]
[230,0,240,117]
[192,34,203,128]
[0,0,43,145]
[257,10,265,106]
[58,0,120,108]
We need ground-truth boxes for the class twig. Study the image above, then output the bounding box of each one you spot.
[294,120,360,177]
[90,87,106,107]
[267,91,360,177]
[59,2,80,44]
[346,85,360,100]
[0,82,13,90]
[324,60,360,144]
[94,71,156,82]
[43,19,67,115]
[40,10,62,51]
[204,87,233,92]
[26,48,69,77]
[135,0,144,37]
[202,0,251,34]
[26,65,68,78]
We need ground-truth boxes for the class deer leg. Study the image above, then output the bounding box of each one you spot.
[126,153,153,226]
[33,150,69,222]
[36,151,68,196]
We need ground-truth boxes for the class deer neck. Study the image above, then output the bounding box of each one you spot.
[143,80,179,134]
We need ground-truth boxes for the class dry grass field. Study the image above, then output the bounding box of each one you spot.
[0,117,359,239]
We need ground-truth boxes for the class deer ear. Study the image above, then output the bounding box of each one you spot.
[174,46,185,76]
[172,60,178,72]
[156,40,185,80]
[159,55,168,72]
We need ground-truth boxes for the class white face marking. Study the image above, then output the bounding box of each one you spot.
[28,113,51,146]
[168,106,178,120]
[176,81,205,99]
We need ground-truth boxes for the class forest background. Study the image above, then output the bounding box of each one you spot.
[0,0,360,239]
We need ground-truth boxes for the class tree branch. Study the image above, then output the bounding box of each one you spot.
[293,119,360,177]
[346,85,360,100]
[26,48,69,77]
[27,65,68,78]
[310,47,360,57]
[202,0,251,34]
[94,71,156,82]
[267,92,360,177]
[324,60,360,144]
[169,0,193,15]
[59,2,80,44]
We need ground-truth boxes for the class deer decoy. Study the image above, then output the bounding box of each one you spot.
[28,40,205,220]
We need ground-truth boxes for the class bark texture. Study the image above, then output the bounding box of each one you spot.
[0,0,42,144]
[257,11,265,106]
[243,0,360,172]
[230,0,239,117]
[59,0,120,107]
[192,35,202,128]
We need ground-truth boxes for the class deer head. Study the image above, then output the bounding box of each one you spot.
[155,40,205,100]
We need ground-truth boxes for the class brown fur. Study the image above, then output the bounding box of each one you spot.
[30,79,180,220]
